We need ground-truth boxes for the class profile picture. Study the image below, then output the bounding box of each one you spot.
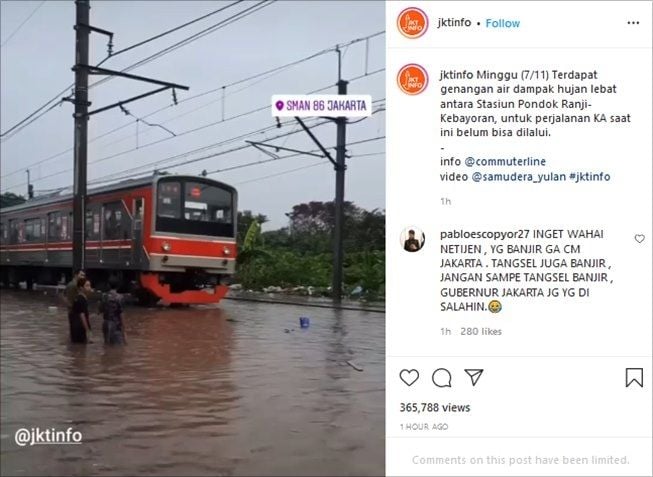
[401,227,425,252]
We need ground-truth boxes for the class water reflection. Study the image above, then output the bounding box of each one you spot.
[1,290,384,476]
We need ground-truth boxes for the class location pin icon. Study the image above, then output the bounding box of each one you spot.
[275,100,284,111]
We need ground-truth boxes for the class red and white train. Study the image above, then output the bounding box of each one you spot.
[0,174,237,305]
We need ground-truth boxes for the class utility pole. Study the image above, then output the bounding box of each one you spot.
[26,169,33,199]
[72,0,90,272]
[262,47,349,303]
[332,78,348,304]
[68,0,187,275]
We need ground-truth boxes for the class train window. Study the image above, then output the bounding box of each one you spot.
[0,222,6,245]
[157,181,181,219]
[134,199,143,220]
[48,212,61,241]
[60,215,68,241]
[85,209,96,240]
[67,212,73,240]
[85,208,102,240]
[17,222,25,243]
[103,202,125,240]
[24,219,41,242]
[9,220,18,244]
[156,178,235,237]
[184,181,233,224]
[94,213,100,236]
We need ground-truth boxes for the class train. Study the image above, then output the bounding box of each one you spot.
[0,174,237,305]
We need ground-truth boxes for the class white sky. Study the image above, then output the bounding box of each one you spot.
[0,0,385,229]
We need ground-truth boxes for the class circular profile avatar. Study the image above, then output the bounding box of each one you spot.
[401,227,425,253]
[397,7,429,39]
[397,63,428,95]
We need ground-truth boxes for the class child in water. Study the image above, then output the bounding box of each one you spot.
[99,277,126,345]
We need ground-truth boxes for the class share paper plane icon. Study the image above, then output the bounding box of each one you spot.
[464,369,484,386]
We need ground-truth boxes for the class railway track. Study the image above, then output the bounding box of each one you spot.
[24,284,385,313]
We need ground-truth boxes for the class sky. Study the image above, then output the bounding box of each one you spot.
[0,0,385,230]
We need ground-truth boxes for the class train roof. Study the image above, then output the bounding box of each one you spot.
[0,174,236,215]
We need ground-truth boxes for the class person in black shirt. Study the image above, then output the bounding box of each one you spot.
[100,277,126,345]
[404,229,421,252]
[63,269,85,312]
[69,277,93,344]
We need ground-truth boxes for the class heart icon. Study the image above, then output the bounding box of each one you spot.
[634,234,645,243]
[400,369,419,387]
[275,100,284,111]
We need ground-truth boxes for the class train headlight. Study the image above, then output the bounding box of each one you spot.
[162,241,171,252]
[223,246,231,256]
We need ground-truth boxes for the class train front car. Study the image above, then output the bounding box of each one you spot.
[139,175,237,305]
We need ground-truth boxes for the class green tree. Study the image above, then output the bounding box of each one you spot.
[234,201,385,298]
[345,208,385,252]
[0,192,26,209]
[285,201,371,254]
[237,210,268,244]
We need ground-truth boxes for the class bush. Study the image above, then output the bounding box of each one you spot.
[235,202,385,298]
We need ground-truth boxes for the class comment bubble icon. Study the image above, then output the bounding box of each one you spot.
[432,368,452,388]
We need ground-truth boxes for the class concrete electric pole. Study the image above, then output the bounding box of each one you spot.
[70,0,188,273]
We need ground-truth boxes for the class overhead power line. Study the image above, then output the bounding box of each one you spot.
[234,150,384,186]
[204,136,385,178]
[87,117,324,185]
[0,87,70,142]
[1,66,384,183]
[234,161,328,185]
[90,135,386,190]
[0,58,310,178]
[87,0,275,91]
[1,29,384,177]
[4,97,384,193]
[106,1,244,60]
[56,106,383,190]
[89,106,385,187]
[4,116,321,191]
[83,43,383,156]
[19,137,384,198]
[1,30,384,179]
[0,0,46,47]
[88,100,384,184]
[0,0,248,140]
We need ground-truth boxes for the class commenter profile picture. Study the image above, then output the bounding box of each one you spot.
[401,227,425,253]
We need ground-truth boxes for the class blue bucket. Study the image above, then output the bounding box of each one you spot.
[299,317,310,328]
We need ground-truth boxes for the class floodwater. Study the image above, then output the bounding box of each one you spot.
[0,290,384,476]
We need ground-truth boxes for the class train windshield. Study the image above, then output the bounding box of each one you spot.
[156,178,235,237]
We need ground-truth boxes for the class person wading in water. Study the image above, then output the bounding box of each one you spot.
[69,277,93,344]
[63,269,85,312]
[99,276,126,345]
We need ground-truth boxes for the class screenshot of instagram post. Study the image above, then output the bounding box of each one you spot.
[0,1,385,476]
[1,1,652,477]
[386,1,652,477]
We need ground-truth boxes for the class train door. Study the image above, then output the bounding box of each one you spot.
[132,198,143,265]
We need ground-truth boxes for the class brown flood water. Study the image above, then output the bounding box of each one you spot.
[0,290,384,476]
